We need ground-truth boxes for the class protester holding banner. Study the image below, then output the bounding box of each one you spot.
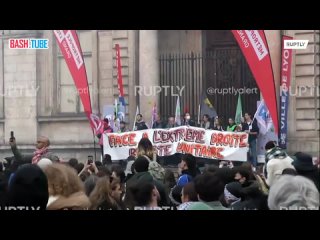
[166,116,179,128]
[242,113,259,167]
[119,121,129,133]
[134,114,148,131]
[200,114,211,130]
[97,117,113,155]
[213,117,224,131]
[227,118,237,132]
[152,114,165,129]
[182,113,195,127]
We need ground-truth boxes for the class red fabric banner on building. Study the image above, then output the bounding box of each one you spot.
[115,44,126,106]
[54,30,95,130]
[231,30,279,134]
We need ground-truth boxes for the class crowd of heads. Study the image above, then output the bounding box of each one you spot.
[0,135,319,210]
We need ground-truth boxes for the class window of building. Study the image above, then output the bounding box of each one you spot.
[57,30,92,114]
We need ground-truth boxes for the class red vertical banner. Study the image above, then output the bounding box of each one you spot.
[279,35,293,149]
[115,44,125,106]
[53,30,95,131]
[231,30,279,135]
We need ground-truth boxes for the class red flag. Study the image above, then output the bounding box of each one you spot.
[53,30,95,130]
[231,30,279,134]
[115,44,125,106]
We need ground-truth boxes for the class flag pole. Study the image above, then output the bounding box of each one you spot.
[197,104,201,126]
[252,99,264,123]
[92,130,97,162]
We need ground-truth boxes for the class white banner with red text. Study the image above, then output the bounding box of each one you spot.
[103,126,249,161]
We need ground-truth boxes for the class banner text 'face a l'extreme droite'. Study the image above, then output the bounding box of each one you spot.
[104,126,249,161]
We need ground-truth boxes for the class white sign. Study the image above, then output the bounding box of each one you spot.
[103,126,249,161]
[284,40,308,49]
[245,30,268,61]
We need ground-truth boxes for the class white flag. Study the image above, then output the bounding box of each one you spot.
[132,105,139,131]
[254,100,273,135]
[175,96,181,126]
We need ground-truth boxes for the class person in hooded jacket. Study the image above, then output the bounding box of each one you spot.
[231,166,268,210]
[292,152,319,191]
[5,164,49,210]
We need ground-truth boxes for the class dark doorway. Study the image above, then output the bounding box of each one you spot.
[158,30,260,126]
[204,30,260,126]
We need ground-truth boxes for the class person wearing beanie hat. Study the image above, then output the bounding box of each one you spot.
[265,146,295,187]
[224,182,243,207]
[292,152,319,191]
[6,164,49,210]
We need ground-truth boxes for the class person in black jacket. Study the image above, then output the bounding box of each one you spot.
[242,112,259,167]
[181,113,195,127]
[292,152,319,191]
[232,166,268,210]
[134,114,148,130]
[152,114,164,129]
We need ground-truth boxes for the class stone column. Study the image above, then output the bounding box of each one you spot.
[139,30,159,127]
[4,30,39,144]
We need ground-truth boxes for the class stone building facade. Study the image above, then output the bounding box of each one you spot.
[0,30,318,162]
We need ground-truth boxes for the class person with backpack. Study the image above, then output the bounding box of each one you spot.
[137,138,165,182]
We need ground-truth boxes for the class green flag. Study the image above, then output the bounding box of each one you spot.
[235,94,242,124]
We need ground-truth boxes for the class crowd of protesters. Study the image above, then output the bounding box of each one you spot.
[0,129,319,210]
